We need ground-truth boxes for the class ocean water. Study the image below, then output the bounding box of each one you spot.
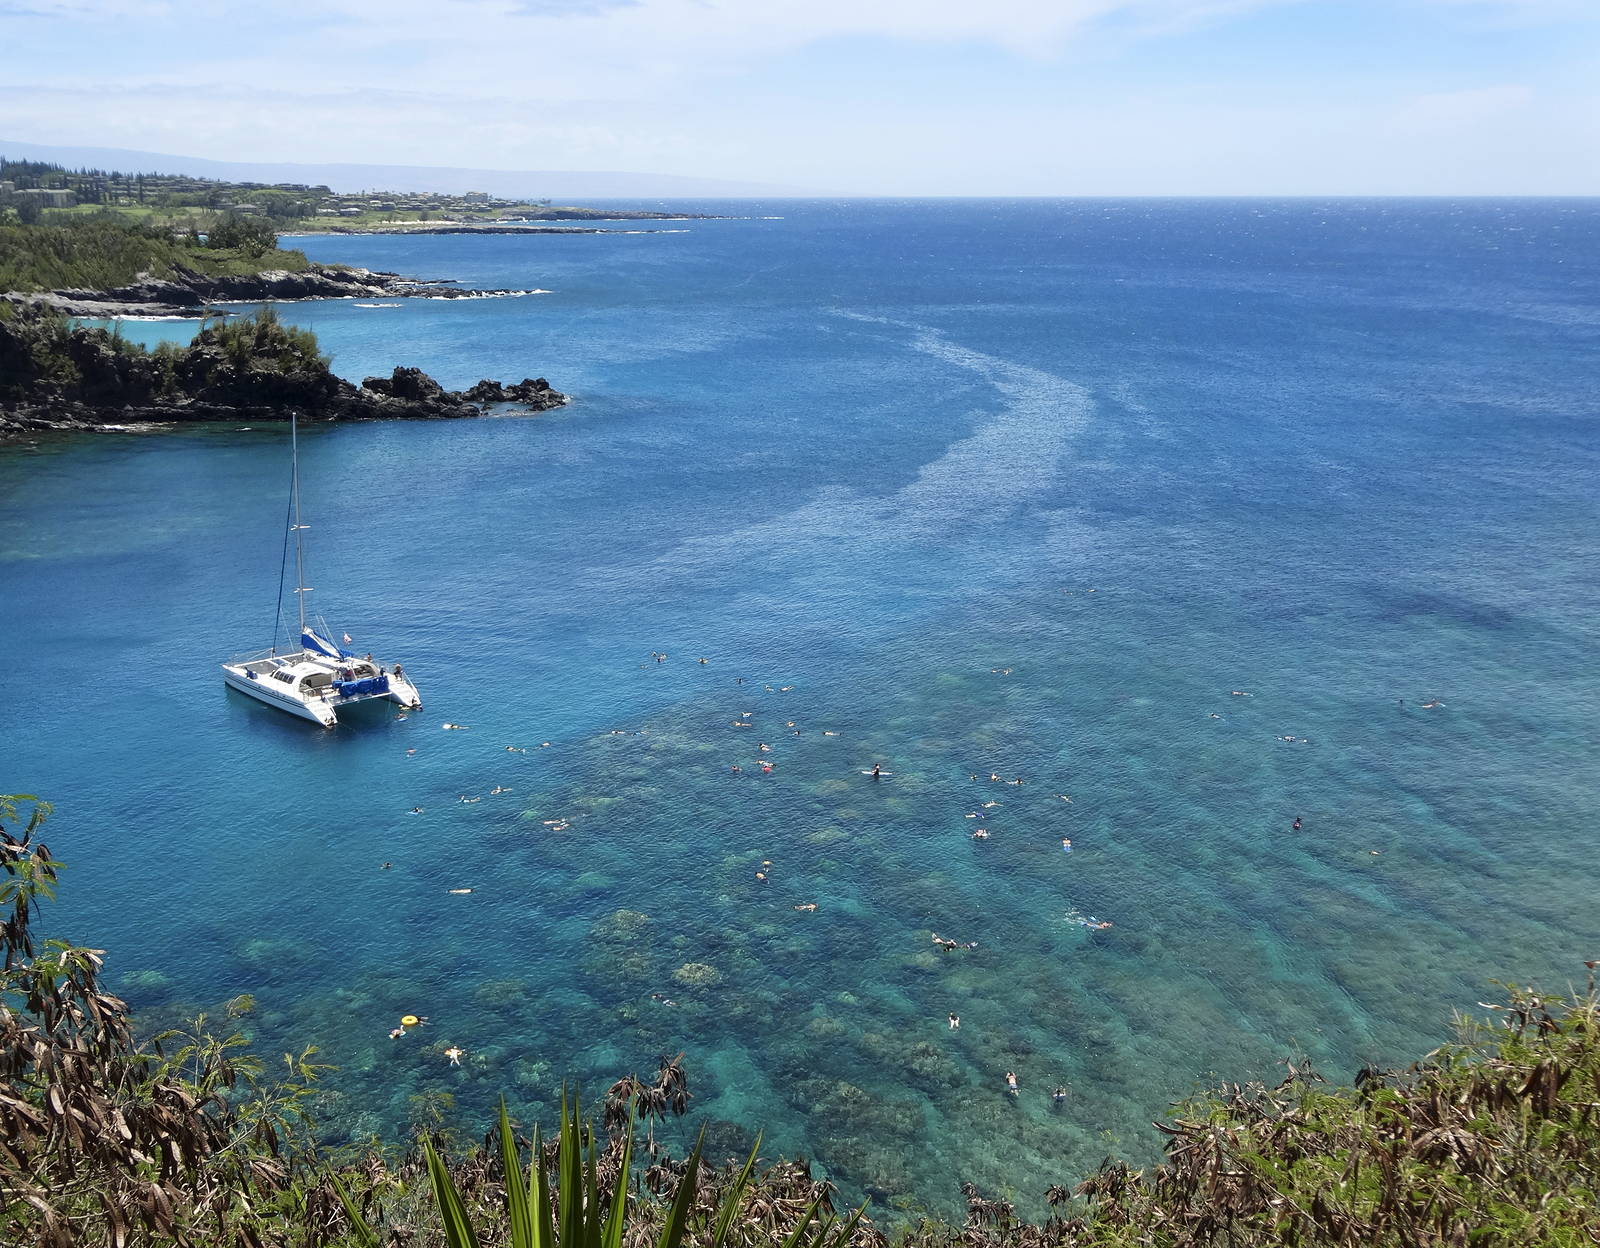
[4,199,1600,1216]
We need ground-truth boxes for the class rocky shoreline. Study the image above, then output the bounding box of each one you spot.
[4,263,541,319]
[499,209,716,221]
[0,305,567,437]
[0,375,567,436]
[292,224,685,237]
[292,207,721,233]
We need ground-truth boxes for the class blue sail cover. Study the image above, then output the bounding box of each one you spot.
[335,675,389,697]
[301,629,353,659]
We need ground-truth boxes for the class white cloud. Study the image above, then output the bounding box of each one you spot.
[0,0,1595,191]
[12,0,1285,89]
[0,81,640,164]
[0,0,168,15]
[1391,83,1535,134]
[1423,0,1599,17]
[0,0,1292,160]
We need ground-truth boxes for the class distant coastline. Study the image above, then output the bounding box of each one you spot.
[6,262,544,319]
[0,156,707,435]
[285,223,693,238]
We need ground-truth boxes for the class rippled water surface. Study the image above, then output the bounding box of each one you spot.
[4,199,1599,1215]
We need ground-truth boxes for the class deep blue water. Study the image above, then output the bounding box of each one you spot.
[4,199,1600,1215]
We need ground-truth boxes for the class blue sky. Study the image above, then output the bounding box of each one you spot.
[0,0,1595,192]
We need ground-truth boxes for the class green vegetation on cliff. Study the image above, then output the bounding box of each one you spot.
[0,304,331,411]
[0,305,564,430]
[4,792,1597,1247]
[0,215,310,294]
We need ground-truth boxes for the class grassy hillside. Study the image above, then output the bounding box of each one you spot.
[0,216,311,293]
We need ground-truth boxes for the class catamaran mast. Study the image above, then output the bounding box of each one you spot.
[290,413,310,638]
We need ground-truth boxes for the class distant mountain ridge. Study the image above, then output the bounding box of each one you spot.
[0,139,806,200]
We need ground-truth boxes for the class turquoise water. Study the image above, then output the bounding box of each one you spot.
[5,199,1600,1215]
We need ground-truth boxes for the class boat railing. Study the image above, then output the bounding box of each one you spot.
[227,647,280,666]
[227,647,325,668]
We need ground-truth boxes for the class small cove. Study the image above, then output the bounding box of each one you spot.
[4,198,1599,1215]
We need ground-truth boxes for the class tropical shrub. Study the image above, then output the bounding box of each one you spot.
[0,795,341,1247]
[206,216,280,258]
[0,216,309,293]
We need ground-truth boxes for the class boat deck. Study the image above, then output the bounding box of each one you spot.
[222,646,419,725]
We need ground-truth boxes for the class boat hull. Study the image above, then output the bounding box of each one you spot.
[222,665,338,726]
[387,675,422,709]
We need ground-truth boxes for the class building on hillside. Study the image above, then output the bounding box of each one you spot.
[15,188,74,207]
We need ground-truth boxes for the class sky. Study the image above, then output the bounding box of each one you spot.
[0,0,1596,194]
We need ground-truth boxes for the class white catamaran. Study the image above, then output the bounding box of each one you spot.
[221,416,421,727]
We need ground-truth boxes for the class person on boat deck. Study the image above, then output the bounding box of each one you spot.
[394,663,404,679]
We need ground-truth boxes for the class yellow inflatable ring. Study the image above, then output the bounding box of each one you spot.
[401,1014,420,1027]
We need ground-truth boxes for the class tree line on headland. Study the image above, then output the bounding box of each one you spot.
[4,793,1597,1247]
[0,171,568,432]
[0,215,300,295]
[0,156,656,314]
[0,304,566,433]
